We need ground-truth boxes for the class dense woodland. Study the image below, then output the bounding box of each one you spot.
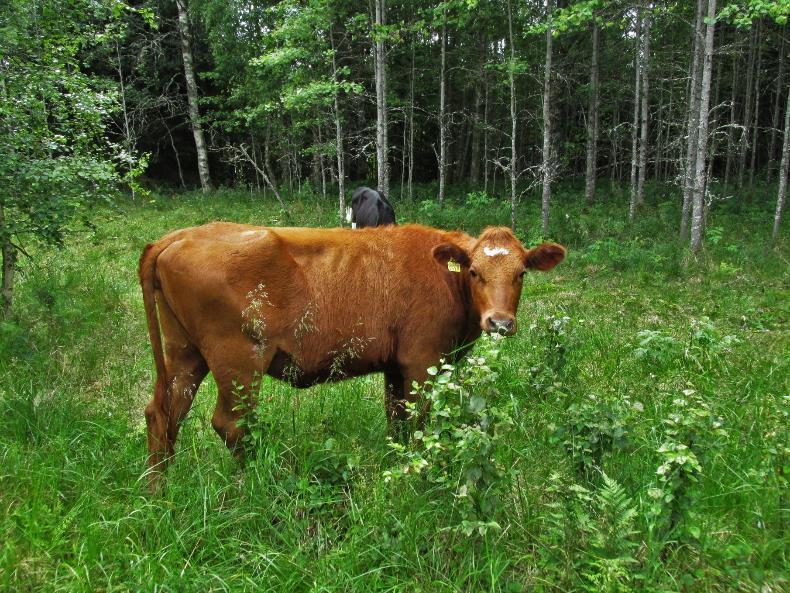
[2,1,790,313]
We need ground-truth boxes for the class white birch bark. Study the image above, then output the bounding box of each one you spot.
[374,0,389,198]
[636,7,651,207]
[690,0,717,253]
[508,0,519,231]
[584,18,600,206]
[330,28,346,224]
[540,0,554,236]
[681,0,705,239]
[439,9,447,206]
[773,88,790,242]
[628,11,642,222]
[175,0,212,191]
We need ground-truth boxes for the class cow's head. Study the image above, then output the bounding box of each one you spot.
[433,227,565,336]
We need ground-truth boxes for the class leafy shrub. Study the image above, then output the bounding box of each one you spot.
[384,334,514,536]
[526,314,577,395]
[549,394,632,481]
[633,329,683,367]
[645,391,728,543]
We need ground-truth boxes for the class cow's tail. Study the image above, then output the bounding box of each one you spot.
[139,242,168,392]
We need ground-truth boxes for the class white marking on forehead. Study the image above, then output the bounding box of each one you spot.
[483,245,510,257]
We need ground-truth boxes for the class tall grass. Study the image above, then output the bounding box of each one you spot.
[0,183,787,592]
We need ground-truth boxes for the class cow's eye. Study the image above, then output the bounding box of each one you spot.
[469,269,478,279]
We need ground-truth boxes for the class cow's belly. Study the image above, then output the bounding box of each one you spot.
[267,349,385,388]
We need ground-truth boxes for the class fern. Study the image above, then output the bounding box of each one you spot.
[582,474,639,593]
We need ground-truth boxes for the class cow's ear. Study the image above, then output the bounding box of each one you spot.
[433,242,470,270]
[524,242,566,271]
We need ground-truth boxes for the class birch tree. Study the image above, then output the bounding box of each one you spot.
[330,27,346,224]
[637,5,651,208]
[628,11,642,222]
[541,0,554,236]
[508,0,519,231]
[373,0,389,199]
[438,6,448,206]
[681,0,705,239]
[691,0,717,253]
[175,0,212,191]
[773,87,789,242]
[584,16,600,206]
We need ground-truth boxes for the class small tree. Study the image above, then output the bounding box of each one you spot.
[0,0,124,316]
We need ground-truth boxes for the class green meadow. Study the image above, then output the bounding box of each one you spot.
[1,186,787,592]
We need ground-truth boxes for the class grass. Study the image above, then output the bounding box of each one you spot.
[0,182,787,592]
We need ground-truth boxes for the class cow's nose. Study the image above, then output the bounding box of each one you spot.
[486,316,516,335]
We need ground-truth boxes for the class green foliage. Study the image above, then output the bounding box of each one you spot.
[0,189,786,591]
[385,335,514,536]
[538,473,639,593]
[0,0,128,312]
[549,394,632,481]
[646,391,729,543]
[718,1,790,27]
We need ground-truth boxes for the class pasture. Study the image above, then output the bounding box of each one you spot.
[0,187,787,592]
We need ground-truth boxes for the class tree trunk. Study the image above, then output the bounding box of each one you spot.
[637,6,651,207]
[408,36,415,201]
[469,33,485,186]
[508,0,519,231]
[374,0,389,198]
[768,28,786,171]
[680,0,705,239]
[584,18,600,206]
[311,127,322,191]
[439,9,447,206]
[749,30,763,186]
[738,25,757,187]
[773,88,790,243]
[690,0,717,254]
[540,0,554,236]
[0,203,15,318]
[164,118,186,189]
[724,48,737,185]
[175,0,212,191]
[483,70,490,194]
[330,27,346,224]
[610,100,620,187]
[628,11,643,222]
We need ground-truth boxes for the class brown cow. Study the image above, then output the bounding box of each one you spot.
[139,222,565,486]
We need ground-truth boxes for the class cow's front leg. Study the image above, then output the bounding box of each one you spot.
[384,369,409,442]
[386,363,433,442]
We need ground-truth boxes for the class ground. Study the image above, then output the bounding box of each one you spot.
[0,184,787,592]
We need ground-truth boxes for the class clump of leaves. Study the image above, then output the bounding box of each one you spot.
[633,329,683,367]
[384,334,514,536]
[549,394,634,481]
[645,391,728,543]
[527,313,577,395]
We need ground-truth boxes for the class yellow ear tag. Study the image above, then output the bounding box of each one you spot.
[447,259,461,273]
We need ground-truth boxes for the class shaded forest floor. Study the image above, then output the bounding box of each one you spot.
[0,184,787,592]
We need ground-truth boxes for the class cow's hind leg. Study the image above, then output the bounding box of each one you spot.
[211,361,270,460]
[144,297,208,489]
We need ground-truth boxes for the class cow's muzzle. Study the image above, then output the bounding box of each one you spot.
[484,315,516,336]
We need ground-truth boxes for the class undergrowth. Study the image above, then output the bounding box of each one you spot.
[0,182,787,592]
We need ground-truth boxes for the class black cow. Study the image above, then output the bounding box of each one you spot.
[347,187,396,228]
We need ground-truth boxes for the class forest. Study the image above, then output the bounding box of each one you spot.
[1,0,788,591]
